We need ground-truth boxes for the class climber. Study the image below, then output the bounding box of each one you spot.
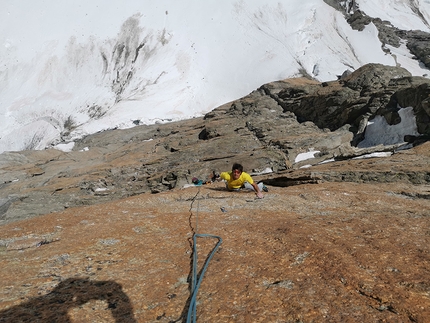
[213,163,267,199]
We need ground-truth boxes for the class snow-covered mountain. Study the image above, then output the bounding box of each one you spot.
[1,0,429,154]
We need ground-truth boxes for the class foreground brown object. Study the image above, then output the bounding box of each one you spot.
[0,178,429,322]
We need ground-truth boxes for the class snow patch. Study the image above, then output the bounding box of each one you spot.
[295,150,320,163]
[53,142,75,152]
[358,107,419,148]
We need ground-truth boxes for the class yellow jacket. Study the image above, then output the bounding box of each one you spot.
[220,171,254,190]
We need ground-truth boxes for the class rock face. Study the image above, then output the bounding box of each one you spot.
[0,179,429,322]
[0,63,429,322]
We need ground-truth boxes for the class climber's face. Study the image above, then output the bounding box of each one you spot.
[232,169,241,180]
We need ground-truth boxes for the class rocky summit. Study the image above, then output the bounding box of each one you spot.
[0,64,429,322]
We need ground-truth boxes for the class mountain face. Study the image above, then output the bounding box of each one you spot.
[1,0,430,154]
[1,3,430,322]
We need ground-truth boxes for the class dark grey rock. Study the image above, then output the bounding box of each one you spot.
[0,199,12,219]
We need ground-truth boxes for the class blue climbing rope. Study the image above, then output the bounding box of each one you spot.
[186,197,222,323]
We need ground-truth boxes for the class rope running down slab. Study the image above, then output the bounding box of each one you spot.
[186,188,222,323]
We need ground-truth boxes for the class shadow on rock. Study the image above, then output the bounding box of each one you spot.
[0,278,137,323]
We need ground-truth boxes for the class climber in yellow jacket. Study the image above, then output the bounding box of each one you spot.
[216,163,267,199]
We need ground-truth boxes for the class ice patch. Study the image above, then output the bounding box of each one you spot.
[358,107,419,148]
[53,142,75,152]
[352,152,393,159]
[295,150,320,163]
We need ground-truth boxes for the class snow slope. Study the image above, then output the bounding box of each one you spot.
[0,0,429,153]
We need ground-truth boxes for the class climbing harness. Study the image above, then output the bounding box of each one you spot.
[186,188,222,323]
